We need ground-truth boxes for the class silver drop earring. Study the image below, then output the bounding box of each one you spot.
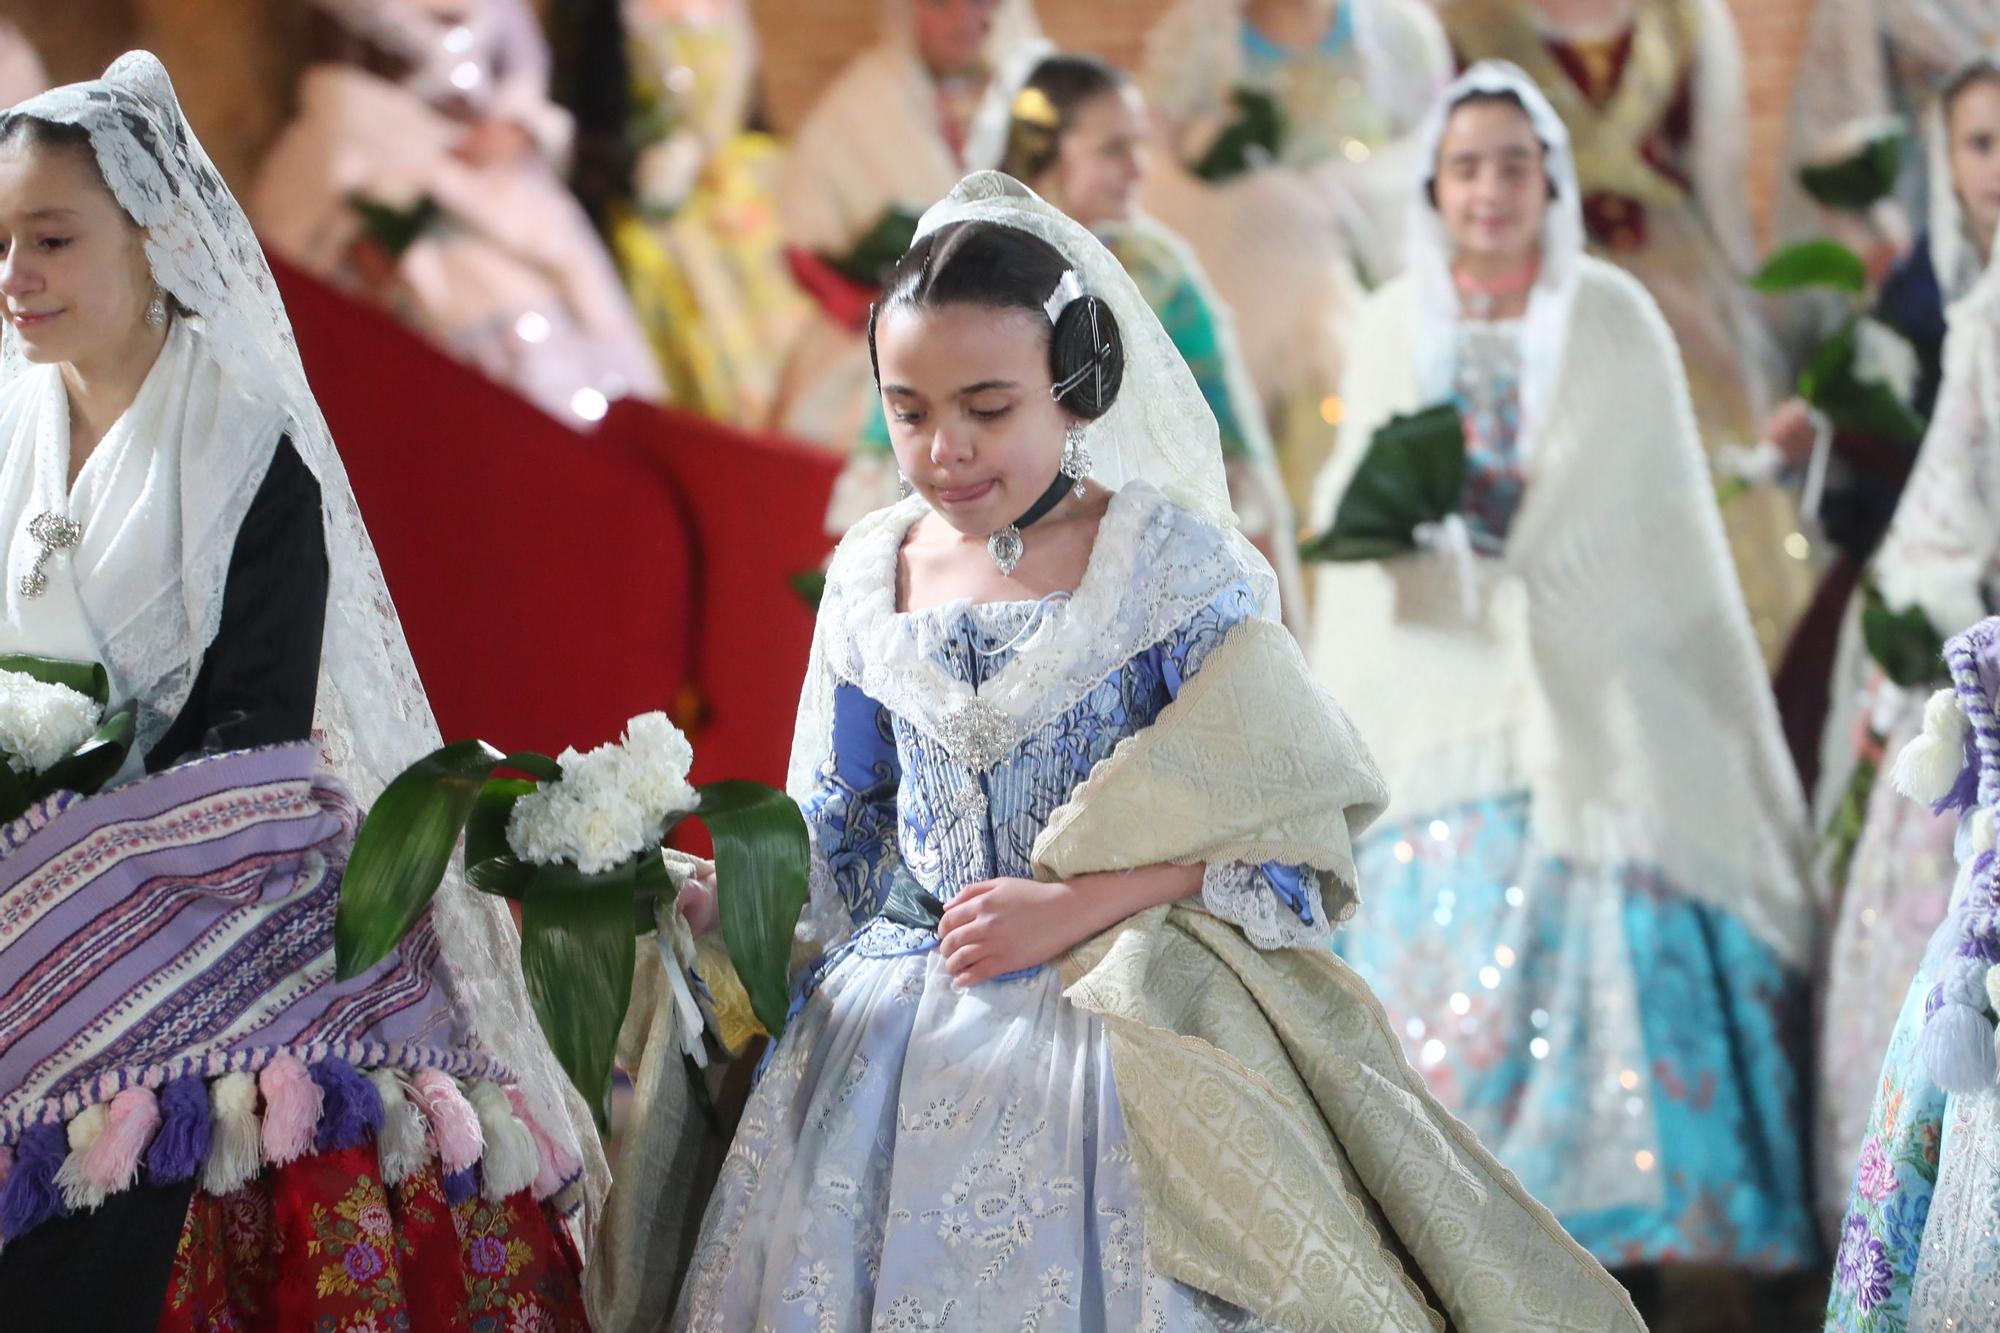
[1059,422,1091,498]
[144,289,167,329]
[897,471,913,499]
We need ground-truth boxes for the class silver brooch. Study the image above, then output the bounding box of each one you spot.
[935,698,1018,772]
[945,780,989,823]
[20,511,81,599]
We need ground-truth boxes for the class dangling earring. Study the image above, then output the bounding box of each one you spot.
[1059,421,1092,499]
[897,471,914,499]
[144,289,167,330]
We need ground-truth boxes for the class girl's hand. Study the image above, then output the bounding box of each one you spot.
[674,860,720,936]
[936,877,1097,986]
[935,863,1205,987]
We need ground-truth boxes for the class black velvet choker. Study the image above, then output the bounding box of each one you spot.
[985,471,1073,575]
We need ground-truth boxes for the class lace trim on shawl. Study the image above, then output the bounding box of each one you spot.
[816,482,1276,774]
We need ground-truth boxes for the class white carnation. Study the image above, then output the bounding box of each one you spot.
[617,711,699,826]
[503,713,699,875]
[1854,317,1921,408]
[0,670,101,776]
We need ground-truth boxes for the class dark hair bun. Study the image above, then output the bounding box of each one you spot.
[1048,294,1123,419]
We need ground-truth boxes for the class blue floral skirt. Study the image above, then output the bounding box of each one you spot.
[1335,792,1818,1271]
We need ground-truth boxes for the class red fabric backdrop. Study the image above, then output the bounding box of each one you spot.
[273,259,841,788]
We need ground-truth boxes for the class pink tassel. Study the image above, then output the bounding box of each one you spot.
[505,1087,579,1199]
[258,1057,322,1166]
[410,1069,482,1175]
[81,1088,159,1197]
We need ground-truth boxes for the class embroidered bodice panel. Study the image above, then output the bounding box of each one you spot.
[1453,318,1528,550]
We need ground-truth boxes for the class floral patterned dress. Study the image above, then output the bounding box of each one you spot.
[673,577,1335,1329]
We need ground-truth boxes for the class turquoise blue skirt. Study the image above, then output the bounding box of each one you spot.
[1336,791,1818,1270]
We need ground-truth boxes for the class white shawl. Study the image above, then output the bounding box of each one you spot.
[1309,259,1816,966]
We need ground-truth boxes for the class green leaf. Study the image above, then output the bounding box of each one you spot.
[470,842,679,899]
[790,569,826,610]
[520,884,635,1131]
[496,751,562,783]
[1300,403,1467,564]
[336,737,504,979]
[1799,131,1904,211]
[1861,583,1946,689]
[345,193,441,258]
[1801,318,1927,448]
[825,207,923,287]
[0,654,110,706]
[32,703,135,801]
[698,780,810,1039]
[1194,86,1288,182]
[1751,240,1868,296]
[462,778,537,897]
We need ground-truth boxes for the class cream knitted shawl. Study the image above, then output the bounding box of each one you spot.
[1308,258,1816,967]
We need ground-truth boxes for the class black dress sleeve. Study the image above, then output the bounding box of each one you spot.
[145,435,330,771]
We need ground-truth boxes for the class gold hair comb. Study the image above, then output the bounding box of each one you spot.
[1011,86,1060,129]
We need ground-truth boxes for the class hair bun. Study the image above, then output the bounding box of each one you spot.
[1049,294,1123,419]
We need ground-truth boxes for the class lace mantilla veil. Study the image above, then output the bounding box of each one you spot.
[788,172,1279,844]
[0,53,607,1232]
[1404,61,1586,468]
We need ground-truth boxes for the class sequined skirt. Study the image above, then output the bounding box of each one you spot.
[1335,791,1817,1270]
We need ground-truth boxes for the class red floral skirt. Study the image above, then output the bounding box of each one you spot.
[157,1144,587,1333]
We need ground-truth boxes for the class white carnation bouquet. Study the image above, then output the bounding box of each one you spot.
[0,655,136,825]
[505,712,700,875]
[335,708,808,1123]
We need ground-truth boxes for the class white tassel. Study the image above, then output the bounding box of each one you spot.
[201,1072,262,1196]
[367,1069,430,1187]
[1893,687,1972,803]
[1979,809,1998,857]
[53,1104,108,1211]
[1926,1000,1999,1092]
[466,1082,538,1202]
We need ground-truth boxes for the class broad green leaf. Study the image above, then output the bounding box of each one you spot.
[1861,584,1945,690]
[790,570,826,610]
[1799,133,1904,211]
[463,777,537,897]
[33,704,136,801]
[336,737,503,979]
[1194,87,1288,183]
[496,751,562,783]
[469,843,679,899]
[0,654,110,706]
[698,780,811,1039]
[826,207,923,287]
[1801,318,1927,447]
[1751,240,1867,296]
[1300,404,1466,564]
[520,884,635,1129]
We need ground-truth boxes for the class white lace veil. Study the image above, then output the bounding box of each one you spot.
[1930,57,2000,309]
[786,172,1276,805]
[1406,61,1585,466]
[0,53,607,1234]
[914,171,1248,534]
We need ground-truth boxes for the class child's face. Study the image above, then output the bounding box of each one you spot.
[874,300,1070,537]
[1949,79,2000,255]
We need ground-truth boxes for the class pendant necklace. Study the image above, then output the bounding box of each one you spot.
[986,471,1075,576]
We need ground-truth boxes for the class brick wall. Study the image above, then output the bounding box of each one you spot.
[749,0,1824,241]
[12,0,1819,235]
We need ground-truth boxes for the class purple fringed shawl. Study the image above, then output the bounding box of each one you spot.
[0,744,508,1148]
